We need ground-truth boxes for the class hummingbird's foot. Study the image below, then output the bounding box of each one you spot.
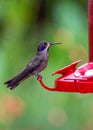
[35,73,42,80]
[37,75,42,80]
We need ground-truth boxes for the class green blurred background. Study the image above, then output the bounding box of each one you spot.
[1,0,92,130]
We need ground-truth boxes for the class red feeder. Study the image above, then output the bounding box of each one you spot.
[38,0,93,93]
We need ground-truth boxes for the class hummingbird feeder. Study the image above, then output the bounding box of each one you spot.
[38,0,93,93]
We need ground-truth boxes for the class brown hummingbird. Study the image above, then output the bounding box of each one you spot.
[4,41,61,90]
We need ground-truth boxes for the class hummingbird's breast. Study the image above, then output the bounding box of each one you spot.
[37,52,49,73]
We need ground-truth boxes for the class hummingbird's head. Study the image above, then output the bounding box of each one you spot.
[37,41,62,52]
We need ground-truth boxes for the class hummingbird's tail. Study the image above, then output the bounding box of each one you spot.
[4,69,31,90]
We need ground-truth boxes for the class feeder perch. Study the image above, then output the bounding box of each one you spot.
[38,0,93,93]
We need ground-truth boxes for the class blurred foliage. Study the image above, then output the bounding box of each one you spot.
[0,0,91,130]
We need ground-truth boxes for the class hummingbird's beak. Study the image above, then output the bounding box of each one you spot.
[50,42,62,45]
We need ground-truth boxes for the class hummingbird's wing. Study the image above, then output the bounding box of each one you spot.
[4,56,43,90]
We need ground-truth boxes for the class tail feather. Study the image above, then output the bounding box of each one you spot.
[4,69,31,90]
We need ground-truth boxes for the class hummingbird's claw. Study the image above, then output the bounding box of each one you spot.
[37,75,42,80]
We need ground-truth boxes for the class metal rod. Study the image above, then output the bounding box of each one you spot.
[89,0,93,61]
[38,78,55,91]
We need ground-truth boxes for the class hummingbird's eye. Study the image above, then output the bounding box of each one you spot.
[44,42,47,46]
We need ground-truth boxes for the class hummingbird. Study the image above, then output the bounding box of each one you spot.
[4,41,61,90]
